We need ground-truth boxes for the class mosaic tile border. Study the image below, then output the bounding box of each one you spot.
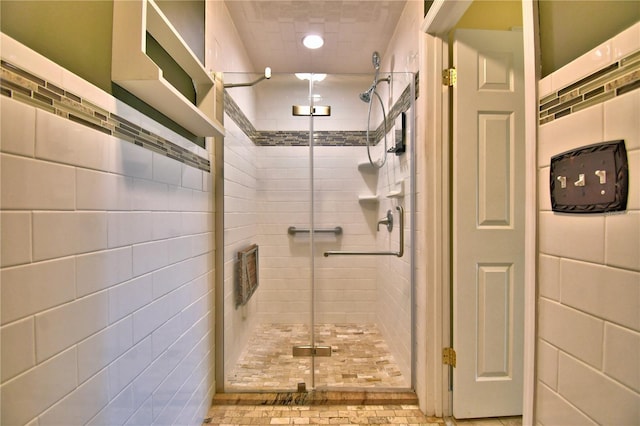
[539,49,640,125]
[225,73,417,147]
[0,60,211,172]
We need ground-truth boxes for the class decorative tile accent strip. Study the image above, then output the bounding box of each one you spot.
[0,60,210,172]
[225,72,417,147]
[539,50,640,125]
[252,130,369,146]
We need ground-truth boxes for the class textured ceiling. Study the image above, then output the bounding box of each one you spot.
[224,1,408,74]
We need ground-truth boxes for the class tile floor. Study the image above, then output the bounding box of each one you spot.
[226,324,409,391]
[204,404,442,425]
[204,405,523,425]
[218,323,522,425]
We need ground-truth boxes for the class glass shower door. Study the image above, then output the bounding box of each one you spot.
[309,72,415,390]
[221,71,414,392]
[222,72,314,392]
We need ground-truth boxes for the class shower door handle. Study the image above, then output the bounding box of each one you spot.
[323,206,404,258]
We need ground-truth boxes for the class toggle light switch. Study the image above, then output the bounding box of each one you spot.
[549,140,628,213]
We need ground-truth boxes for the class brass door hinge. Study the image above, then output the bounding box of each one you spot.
[442,68,457,87]
[443,347,457,367]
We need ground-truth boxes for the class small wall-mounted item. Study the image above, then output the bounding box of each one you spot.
[236,244,259,307]
[388,111,406,155]
[292,105,331,116]
[550,140,628,214]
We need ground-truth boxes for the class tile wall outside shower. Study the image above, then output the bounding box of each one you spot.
[536,23,640,424]
[0,35,215,425]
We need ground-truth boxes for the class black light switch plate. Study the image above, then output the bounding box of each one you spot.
[550,140,628,214]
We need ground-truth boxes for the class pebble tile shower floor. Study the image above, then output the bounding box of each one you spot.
[225,324,409,390]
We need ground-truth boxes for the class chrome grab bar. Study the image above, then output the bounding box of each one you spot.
[288,226,343,236]
[324,205,404,257]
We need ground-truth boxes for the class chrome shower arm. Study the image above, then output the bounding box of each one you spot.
[224,75,267,88]
[224,67,272,88]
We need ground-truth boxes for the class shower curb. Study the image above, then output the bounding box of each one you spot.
[212,390,418,406]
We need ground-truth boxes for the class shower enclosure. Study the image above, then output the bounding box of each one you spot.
[218,70,415,392]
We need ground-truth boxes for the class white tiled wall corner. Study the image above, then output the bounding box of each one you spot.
[537,339,559,390]
[538,254,560,301]
[536,22,640,425]
[1,37,215,425]
[538,166,551,212]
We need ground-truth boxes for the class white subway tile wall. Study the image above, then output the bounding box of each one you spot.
[536,23,640,423]
[0,35,214,425]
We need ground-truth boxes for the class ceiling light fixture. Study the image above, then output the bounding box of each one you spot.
[302,34,324,49]
[295,73,327,82]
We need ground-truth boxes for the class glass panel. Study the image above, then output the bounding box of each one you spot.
[222,73,312,391]
[311,72,414,390]
[221,71,414,392]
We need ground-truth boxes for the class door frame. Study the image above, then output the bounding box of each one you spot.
[418,1,538,422]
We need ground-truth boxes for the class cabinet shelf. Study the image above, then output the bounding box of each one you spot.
[112,0,224,138]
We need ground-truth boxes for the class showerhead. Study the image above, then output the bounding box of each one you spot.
[359,84,375,103]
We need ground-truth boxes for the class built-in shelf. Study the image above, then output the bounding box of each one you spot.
[358,195,380,204]
[112,0,224,138]
[386,180,405,198]
[357,161,378,173]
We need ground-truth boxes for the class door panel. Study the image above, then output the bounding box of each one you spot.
[452,29,524,418]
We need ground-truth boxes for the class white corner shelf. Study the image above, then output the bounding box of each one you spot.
[357,161,378,173]
[358,195,380,204]
[112,0,224,138]
[386,180,405,198]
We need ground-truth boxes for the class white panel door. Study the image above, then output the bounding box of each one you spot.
[452,29,525,419]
